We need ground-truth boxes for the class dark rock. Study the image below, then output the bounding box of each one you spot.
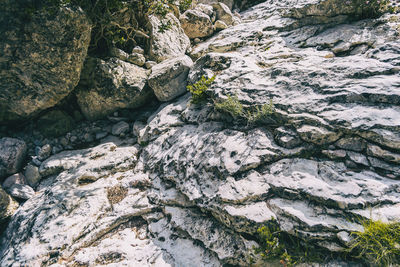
[0,138,27,179]
[36,110,75,137]
[0,1,91,122]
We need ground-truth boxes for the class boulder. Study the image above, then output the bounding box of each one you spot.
[2,173,27,191]
[180,10,214,39]
[197,0,234,10]
[0,1,91,122]
[7,184,35,200]
[212,2,234,26]
[148,55,193,102]
[214,20,228,31]
[75,57,152,120]
[0,138,27,180]
[147,13,190,63]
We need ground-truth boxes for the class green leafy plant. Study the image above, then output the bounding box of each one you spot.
[349,219,400,265]
[179,0,192,13]
[187,75,216,104]
[246,100,274,124]
[214,95,244,118]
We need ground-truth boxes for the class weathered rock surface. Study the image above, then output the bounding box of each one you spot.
[1,0,400,266]
[0,187,18,231]
[148,55,193,101]
[147,13,190,63]
[0,138,27,180]
[180,9,214,39]
[75,57,152,120]
[0,1,91,122]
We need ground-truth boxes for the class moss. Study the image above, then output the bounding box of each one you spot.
[349,219,400,265]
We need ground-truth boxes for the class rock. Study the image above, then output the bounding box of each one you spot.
[36,144,52,161]
[367,144,400,164]
[212,2,234,26]
[0,187,18,231]
[0,2,91,122]
[75,57,152,120]
[335,137,366,152]
[180,10,214,39]
[147,13,190,63]
[145,61,157,69]
[0,138,27,179]
[148,55,193,101]
[127,52,146,66]
[36,110,75,137]
[112,121,130,136]
[2,173,26,191]
[297,125,342,145]
[195,3,214,17]
[132,46,145,54]
[24,164,41,187]
[7,184,35,200]
[109,47,129,61]
[214,20,228,31]
[197,0,234,10]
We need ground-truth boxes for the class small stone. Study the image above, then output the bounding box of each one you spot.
[8,184,35,200]
[133,121,145,137]
[96,132,108,140]
[60,137,69,147]
[2,173,26,191]
[112,121,130,136]
[214,20,228,31]
[37,144,52,161]
[70,136,78,143]
[0,138,27,179]
[52,146,63,155]
[145,61,157,69]
[24,164,41,187]
[194,38,201,44]
[127,52,146,67]
[31,157,42,167]
[132,46,144,54]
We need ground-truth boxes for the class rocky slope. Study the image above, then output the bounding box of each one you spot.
[1,0,400,266]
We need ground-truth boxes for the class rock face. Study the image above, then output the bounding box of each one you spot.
[1,0,400,266]
[0,138,27,180]
[0,1,91,122]
[75,57,153,120]
[147,13,190,63]
[148,55,194,101]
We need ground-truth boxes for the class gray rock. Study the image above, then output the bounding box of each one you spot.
[0,2,91,122]
[112,121,130,136]
[197,0,234,10]
[145,61,157,69]
[214,20,228,31]
[36,144,52,161]
[180,10,214,39]
[335,137,366,152]
[36,110,75,137]
[147,13,190,63]
[75,57,152,120]
[297,125,342,145]
[24,165,41,187]
[195,3,214,17]
[8,184,35,200]
[0,138,27,179]
[148,55,193,101]
[2,173,26,190]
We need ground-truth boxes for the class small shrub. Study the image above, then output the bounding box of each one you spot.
[214,95,244,118]
[246,100,274,124]
[349,219,400,265]
[187,75,216,104]
[179,0,192,13]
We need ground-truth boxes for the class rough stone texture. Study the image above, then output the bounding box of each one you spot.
[147,13,190,63]
[214,20,228,31]
[24,164,41,187]
[0,1,91,122]
[180,10,214,39]
[2,173,27,191]
[148,55,194,101]
[197,0,235,10]
[0,187,18,230]
[1,0,400,266]
[7,184,35,200]
[75,57,152,120]
[212,2,235,26]
[0,138,27,180]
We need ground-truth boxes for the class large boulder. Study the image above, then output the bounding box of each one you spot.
[0,1,91,123]
[148,55,193,102]
[0,138,27,180]
[180,10,214,39]
[75,57,153,120]
[147,13,190,63]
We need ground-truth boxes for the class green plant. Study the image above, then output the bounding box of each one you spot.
[352,0,397,18]
[245,100,274,124]
[349,219,400,265]
[179,0,192,13]
[187,75,216,104]
[214,95,244,118]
